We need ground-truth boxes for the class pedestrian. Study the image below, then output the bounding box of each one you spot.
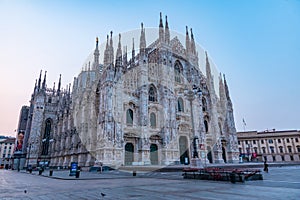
[263,160,268,173]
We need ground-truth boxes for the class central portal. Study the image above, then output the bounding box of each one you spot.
[179,136,189,164]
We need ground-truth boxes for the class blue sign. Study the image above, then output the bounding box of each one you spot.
[69,162,78,176]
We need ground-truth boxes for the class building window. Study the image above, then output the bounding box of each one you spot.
[48,97,52,103]
[288,146,292,153]
[177,97,184,112]
[41,119,52,156]
[297,145,300,153]
[253,140,256,144]
[278,139,281,143]
[174,62,182,83]
[202,98,207,112]
[279,146,283,153]
[245,140,248,145]
[148,85,157,102]
[268,139,273,144]
[150,113,156,128]
[218,122,222,135]
[262,147,266,154]
[126,109,133,125]
[238,141,240,145]
[281,155,285,161]
[261,140,264,144]
[254,147,258,153]
[204,120,209,133]
[270,146,275,153]
[2,154,5,158]
[290,155,294,161]
[295,138,299,143]
[287,138,290,143]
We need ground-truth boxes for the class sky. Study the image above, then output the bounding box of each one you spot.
[0,0,299,137]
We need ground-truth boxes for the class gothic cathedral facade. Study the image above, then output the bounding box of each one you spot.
[22,14,239,169]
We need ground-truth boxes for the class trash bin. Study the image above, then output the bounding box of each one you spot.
[133,171,137,176]
[75,170,80,178]
[49,169,53,176]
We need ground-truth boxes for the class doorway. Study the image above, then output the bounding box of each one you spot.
[125,143,134,165]
[179,136,189,164]
[150,144,158,165]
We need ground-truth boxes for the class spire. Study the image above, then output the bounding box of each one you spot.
[123,46,128,70]
[57,74,61,96]
[223,74,232,103]
[159,12,163,28]
[52,82,55,95]
[87,67,90,87]
[116,33,122,68]
[219,73,226,103]
[104,35,109,66]
[185,26,190,54]
[33,79,37,95]
[205,51,215,92]
[109,31,114,65]
[190,28,196,55]
[37,70,42,90]
[159,12,164,43]
[68,83,71,95]
[42,71,47,90]
[132,38,135,64]
[165,15,170,45]
[139,23,146,51]
[93,37,100,70]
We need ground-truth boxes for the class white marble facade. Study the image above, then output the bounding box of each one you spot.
[24,14,239,168]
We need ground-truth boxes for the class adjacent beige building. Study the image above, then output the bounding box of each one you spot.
[0,138,15,168]
[237,130,300,162]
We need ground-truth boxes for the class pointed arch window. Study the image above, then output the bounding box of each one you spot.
[150,113,156,128]
[42,119,51,155]
[149,85,157,102]
[126,109,133,125]
[202,97,207,112]
[174,62,182,83]
[177,97,184,112]
[218,122,222,135]
[204,120,209,133]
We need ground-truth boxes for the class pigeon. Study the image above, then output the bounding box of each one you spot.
[101,192,106,197]
[24,190,27,194]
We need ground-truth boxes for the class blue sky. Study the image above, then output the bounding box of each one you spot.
[0,0,299,136]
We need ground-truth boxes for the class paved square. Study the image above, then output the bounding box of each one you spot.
[1,166,299,199]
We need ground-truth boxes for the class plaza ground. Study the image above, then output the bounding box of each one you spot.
[0,165,299,200]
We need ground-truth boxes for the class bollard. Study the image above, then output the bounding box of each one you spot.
[76,170,80,178]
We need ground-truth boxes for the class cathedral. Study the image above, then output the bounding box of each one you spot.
[20,13,239,169]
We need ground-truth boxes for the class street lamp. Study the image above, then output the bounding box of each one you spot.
[26,143,32,170]
[185,85,202,159]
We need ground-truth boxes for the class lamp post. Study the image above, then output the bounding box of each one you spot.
[26,143,32,170]
[185,85,202,159]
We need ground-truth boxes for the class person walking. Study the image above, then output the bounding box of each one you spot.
[263,160,269,173]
